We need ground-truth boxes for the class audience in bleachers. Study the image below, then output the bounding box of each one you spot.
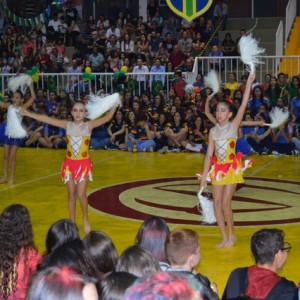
[0,0,300,156]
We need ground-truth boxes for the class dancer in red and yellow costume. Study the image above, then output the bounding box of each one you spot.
[200,72,256,248]
[22,102,116,233]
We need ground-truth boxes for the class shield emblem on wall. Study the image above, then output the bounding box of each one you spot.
[166,0,213,22]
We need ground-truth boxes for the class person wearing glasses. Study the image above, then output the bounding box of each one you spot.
[222,228,297,300]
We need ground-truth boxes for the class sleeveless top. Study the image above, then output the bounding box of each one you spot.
[65,122,91,160]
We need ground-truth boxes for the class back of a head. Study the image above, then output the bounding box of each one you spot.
[116,245,160,277]
[165,229,199,266]
[0,204,33,248]
[26,266,97,300]
[124,271,203,300]
[100,271,137,300]
[0,204,35,299]
[46,219,79,253]
[135,217,170,262]
[42,239,100,279]
[251,228,284,265]
[83,230,118,274]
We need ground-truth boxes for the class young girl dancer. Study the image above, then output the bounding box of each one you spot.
[0,83,36,184]
[21,102,116,233]
[200,72,255,248]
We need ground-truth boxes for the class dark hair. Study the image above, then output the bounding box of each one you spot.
[116,245,160,277]
[100,272,137,300]
[83,231,118,274]
[40,239,101,280]
[26,266,97,300]
[46,219,79,254]
[217,99,237,119]
[0,204,37,298]
[251,228,285,265]
[135,217,170,262]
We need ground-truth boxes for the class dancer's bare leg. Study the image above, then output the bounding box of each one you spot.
[77,178,91,234]
[212,185,228,248]
[223,184,237,248]
[0,145,10,183]
[67,179,77,222]
[7,145,18,184]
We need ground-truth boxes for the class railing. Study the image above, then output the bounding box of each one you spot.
[1,55,300,97]
[285,0,297,47]
[275,21,284,70]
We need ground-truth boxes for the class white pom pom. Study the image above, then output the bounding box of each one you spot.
[197,188,216,224]
[264,107,289,128]
[5,106,27,139]
[239,34,265,73]
[185,84,194,94]
[204,70,220,96]
[8,75,32,95]
[85,93,122,120]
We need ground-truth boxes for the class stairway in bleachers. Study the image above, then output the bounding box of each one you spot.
[279,16,300,76]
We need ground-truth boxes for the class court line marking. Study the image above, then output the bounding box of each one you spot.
[0,152,126,192]
[248,156,280,176]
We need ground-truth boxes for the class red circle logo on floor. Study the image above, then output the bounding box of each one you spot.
[88,177,300,226]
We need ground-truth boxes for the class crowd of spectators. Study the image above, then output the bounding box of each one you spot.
[0,204,297,299]
[0,0,300,155]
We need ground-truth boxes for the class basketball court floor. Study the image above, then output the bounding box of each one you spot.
[0,147,299,294]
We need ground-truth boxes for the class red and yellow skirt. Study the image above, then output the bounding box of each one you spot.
[61,158,93,184]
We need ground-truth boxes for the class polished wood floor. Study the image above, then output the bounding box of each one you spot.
[0,147,299,294]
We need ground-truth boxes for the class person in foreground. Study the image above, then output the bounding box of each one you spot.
[21,102,116,233]
[200,72,255,248]
[222,228,297,300]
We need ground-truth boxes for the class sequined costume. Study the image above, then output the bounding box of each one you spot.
[207,122,252,185]
[61,122,92,183]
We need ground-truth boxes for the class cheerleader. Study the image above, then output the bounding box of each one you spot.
[0,82,36,184]
[200,72,255,248]
[21,102,116,233]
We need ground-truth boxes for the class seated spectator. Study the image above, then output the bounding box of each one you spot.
[181,114,208,152]
[165,229,219,299]
[106,34,121,53]
[203,19,219,46]
[169,45,186,71]
[116,245,161,277]
[26,266,98,300]
[0,204,41,300]
[44,219,79,255]
[224,72,240,99]
[49,47,65,72]
[150,58,166,90]
[209,44,223,72]
[125,112,156,152]
[124,271,207,300]
[89,45,105,72]
[135,216,170,270]
[164,111,188,151]
[248,86,269,115]
[148,30,163,62]
[171,70,187,99]
[105,110,126,150]
[162,32,177,54]
[178,30,193,56]
[265,76,281,108]
[106,22,121,40]
[83,230,118,274]
[221,33,237,58]
[100,272,137,300]
[222,228,297,300]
